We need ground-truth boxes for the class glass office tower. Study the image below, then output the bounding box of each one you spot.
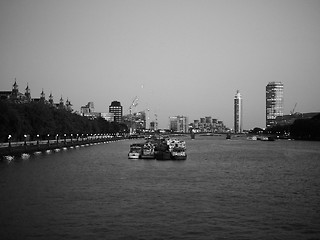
[266,82,284,128]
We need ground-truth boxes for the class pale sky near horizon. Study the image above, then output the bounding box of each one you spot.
[1,0,320,129]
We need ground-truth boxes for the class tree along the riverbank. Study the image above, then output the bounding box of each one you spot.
[0,101,128,142]
[266,113,320,140]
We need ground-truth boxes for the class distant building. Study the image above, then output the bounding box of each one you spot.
[49,92,54,105]
[191,116,228,133]
[25,84,31,101]
[80,102,114,121]
[193,120,200,129]
[81,102,95,116]
[122,111,144,133]
[266,82,284,128]
[275,112,320,126]
[0,90,11,100]
[65,98,73,112]
[234,90,243,133]
[150,121,158,131]
[133,111,146,130]
[100,112,114,122]
[33,89,46,104]
[145,109,150,130]
[205,116,212,124]
[0,79,31,103]
[169,116,188,133]
[92,112,113,121]
[216,120,226,133]
[109,101,123,123]
[0,80,73,111]
[11,80,21,101]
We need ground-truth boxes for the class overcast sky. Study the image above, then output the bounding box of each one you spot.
[1,0,320,129]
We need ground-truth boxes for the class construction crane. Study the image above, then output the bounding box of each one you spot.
[129,96,139,115]
[290,103,297,115]
[129,96,139,135]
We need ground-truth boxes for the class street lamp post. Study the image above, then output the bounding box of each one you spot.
[47,134,50,146]
[8,135,12,152]
[36,134,40,149]
[24,134,27,151]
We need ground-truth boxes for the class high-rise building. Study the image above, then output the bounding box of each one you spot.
[109,101,123,123]
[169,116,188,133]
[234,90,243,133]
[266,82,284,128]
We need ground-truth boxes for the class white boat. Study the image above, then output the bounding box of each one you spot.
[171,147,187,160]
[128,143,143,159]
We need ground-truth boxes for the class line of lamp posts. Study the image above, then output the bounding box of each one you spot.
[7,133,118,151]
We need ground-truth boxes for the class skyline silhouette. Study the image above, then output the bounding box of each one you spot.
[1,0,320,129]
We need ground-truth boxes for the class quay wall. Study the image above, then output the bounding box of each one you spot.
[0,137,124,159]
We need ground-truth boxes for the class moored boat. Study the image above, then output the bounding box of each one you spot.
[128,143,143,159]
[154,138,187,160]
[129,136,187,161]
[141,142,155,159]
[171,147,187,160]
[154,141,171,160]
[154,150,172,160]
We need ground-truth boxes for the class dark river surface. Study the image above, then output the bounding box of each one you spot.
[1,136,320,240]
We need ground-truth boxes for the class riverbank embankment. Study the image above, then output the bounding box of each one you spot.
[0,137,124,159]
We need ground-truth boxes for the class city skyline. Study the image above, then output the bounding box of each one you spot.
[1,1,320,129]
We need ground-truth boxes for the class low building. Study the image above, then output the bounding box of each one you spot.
[81,102,95,115]
[100,112,114,122]
[275,112,320,126]
[0,91,12,100]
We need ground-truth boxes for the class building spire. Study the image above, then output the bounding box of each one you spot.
[11,78,19,99]
[25,83,31,101]
[40,88,45,102]
[49,92,54,105]
[12,78,18,90]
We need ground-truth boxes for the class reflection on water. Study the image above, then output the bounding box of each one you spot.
[1,136,320,240]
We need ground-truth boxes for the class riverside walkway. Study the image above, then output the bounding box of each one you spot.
[0,135,124,159]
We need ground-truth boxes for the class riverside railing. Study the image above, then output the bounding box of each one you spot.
[0,133,127,158]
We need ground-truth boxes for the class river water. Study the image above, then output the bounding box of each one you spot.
[1,136,320,240]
